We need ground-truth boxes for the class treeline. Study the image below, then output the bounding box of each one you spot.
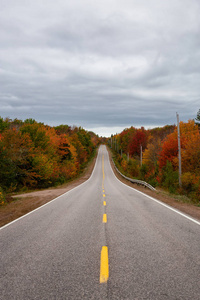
[109,117,200,203]
[0,117,100,202]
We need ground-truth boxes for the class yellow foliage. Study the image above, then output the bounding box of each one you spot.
[121,159,128,171]
[32,154,55,180]
[143,140,161,168]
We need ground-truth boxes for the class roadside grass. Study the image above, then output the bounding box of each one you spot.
[156,187,200,206]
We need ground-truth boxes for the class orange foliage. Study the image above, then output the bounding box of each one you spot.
[159,120,199,171]
[0,119,99,191]
[159,134,178,169]
[112,119,199,200]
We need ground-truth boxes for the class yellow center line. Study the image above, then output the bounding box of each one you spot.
[102,154,105,190]
[102,155,105,179]
[100,152,109,284]
[103,214,107,223]
[100,246,109,283]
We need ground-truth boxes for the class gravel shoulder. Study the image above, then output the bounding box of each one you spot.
[1,146,199,227]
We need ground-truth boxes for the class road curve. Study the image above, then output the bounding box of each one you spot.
[0,145,200,299]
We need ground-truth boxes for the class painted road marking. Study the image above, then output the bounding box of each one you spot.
[102,155,105,179]
[100,153,109,284]
[103,214,107,223]
[102,154,105,190]
[100,246,109,283]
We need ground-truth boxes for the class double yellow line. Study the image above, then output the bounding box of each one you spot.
[100,154,109,284]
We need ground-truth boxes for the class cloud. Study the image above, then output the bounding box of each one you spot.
[0,0,200,136]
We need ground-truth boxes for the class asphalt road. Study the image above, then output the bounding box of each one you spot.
[1,145,200,299]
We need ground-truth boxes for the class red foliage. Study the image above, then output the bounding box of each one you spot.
[158,133,178,169]
[129,129,148,156]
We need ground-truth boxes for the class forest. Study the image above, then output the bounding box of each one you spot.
[1,111,199,206]
[0,117,100,204]
[109,110,200,204]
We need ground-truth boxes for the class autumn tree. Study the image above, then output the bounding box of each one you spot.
[129,128,148,157]
[143,139,161,169]
[55,124,72,135]
[0,118,98,194]
[119,127,136,153]
[0,129,36,190]
[158,120,200,198]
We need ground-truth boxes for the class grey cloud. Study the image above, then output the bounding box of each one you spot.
[0,0,200,136]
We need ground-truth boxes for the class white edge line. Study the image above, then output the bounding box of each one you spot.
[0,147,101,231]
[107,149,200,226]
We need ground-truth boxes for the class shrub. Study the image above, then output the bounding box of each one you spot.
[181,172,194,193]
[161,161,179,192]
[139,164,148,180]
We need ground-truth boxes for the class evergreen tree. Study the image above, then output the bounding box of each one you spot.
[195,109,200,122]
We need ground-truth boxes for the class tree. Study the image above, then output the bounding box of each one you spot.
[24,118,36,124]
[143,139,161,169]
[119,127,136,153]
[195,109,200,123]
[0,118,99,193]
[0,117,9,132]
[0,129,36,190]
[129,128,148,156]
[55,124,71,135]
[158,133,178,169]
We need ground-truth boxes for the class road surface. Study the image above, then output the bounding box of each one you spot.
[1,145,200,299]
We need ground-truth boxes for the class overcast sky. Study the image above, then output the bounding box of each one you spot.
[0,0,200,136]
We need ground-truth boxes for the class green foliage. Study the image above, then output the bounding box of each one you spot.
[181,172,194,192]
[147,178,158,188]
[161,161,179,193]
[0,117,9,132]
[113,153,140,179]
[195,109,200,122]
[24,118,36,124]
[0,129,34,191]
[139,164,148,181]
[181,172,200,201]
[77,127,94,155]
[20,123,50,151]
[55,124,71,135]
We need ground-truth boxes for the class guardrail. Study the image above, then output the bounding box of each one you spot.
[112,158,156,191]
